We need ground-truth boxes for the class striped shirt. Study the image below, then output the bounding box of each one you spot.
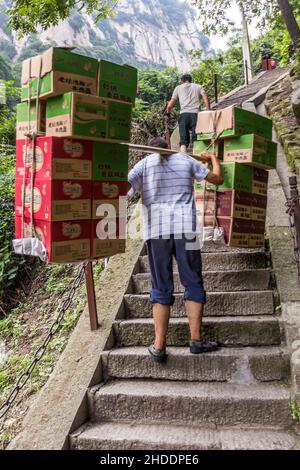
[128,152,209,240]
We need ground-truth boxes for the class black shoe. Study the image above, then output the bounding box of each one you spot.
[148,344,167,363]
[190,339,219,354]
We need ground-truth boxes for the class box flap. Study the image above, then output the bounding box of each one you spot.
[216,106,234,132]
[196,106,235,135]
[196,110,215,134]
[21,58,31,85]
[30,54,43,79]
[41,47,55,76]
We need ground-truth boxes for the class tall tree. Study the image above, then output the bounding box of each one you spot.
[192,0,300,45]
[6,0,117,36]
[278,0,300,44]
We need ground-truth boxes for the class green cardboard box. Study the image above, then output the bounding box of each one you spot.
[194,162,269,195]
[98,60,137,105]
[196,106,273,141]
[46,92,132,142]
[16,100,46,139]
[21,48,98,101]
[193,139,223,159]
[224,134,277,169]
[93,142,129,181]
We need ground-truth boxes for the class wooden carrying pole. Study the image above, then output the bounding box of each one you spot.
[84,262,99,331]
[122,143,212,161]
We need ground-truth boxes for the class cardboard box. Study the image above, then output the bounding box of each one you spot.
[16,101,46,140]
[223,134,277,169]
[194,163,269,196]
[93,143,129,181]
[92,181,128,218]
[15,178,91,221]
[92,238,126,259]
[98,60,137,105]
[252,167,269,196]
[217,217,265,248]
[16,137,93,180]
[196,187,267,222]
[21,48,98,101]
[15,216,91,262]
[92,198,127,219]
[93,180,128,198]
[193,139,223,159]
[46,92,132,142]
[196,106,273,141]
[91,218,126,258]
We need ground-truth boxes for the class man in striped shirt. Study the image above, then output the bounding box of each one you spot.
[128,137,223,363]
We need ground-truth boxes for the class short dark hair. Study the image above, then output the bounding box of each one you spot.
[149,137,168,149]
[181,74,192,83]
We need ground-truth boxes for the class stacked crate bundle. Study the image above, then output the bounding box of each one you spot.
[193,105,277,248]
[14,47,137,262]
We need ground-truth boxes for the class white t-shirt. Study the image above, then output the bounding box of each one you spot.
[172,82,205,114]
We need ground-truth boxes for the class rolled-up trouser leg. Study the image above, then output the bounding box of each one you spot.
[178,113,191,147]
[173,235,206,304]
[146,237,175,305]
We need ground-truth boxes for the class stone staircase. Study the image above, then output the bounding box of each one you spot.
[70,246,297,450]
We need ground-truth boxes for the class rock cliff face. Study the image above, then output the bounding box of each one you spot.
[0,0,213,70]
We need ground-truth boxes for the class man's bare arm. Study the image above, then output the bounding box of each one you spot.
[166,99,176,113]
[203,153,223,186]
[201,91,211,110]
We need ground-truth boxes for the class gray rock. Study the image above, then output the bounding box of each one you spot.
[291,79,300,123]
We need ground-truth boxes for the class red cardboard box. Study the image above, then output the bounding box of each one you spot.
[15,216,91,262]
[16,137,93,180]
[15,178,91,221]
[92,181,127,218]
[217,217,265,248]
[196,189,267,222]
[93,181,128,199]
[253,167,269,196]
[91,217,126,258]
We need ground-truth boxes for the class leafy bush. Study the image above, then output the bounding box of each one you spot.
[0,81,26,312]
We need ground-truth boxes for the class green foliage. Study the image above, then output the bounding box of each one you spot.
[6,0,117,36]
[192,0,300,44]
[0,82,25,309]
[0,56,13,81]
[137,68,181,106]
[190,39,244,99]
[290,399,300,422]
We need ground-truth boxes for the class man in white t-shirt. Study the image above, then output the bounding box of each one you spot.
[167,74,210,154]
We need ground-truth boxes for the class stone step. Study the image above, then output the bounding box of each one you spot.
[131,270,270,294]
[103,346,290,383]
[87,380,292,427]
[115,317,281,347]
[139,251,267,273]
[124,291,274,318]
[70,422,297,450]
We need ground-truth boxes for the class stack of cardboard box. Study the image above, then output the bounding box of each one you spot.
[14,48,137,262]
[193,105,276,248]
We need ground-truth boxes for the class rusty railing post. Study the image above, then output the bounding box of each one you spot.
[213,74,218,104]
[84,261,99,331]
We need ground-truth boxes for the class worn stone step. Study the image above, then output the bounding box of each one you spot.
[115,317,281,347]
[88,380,292,427]
[131,270,270,294]
[124,291,274,318]
[139,251,267,273]
[103,346,290,383]
[70,422,297,450]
